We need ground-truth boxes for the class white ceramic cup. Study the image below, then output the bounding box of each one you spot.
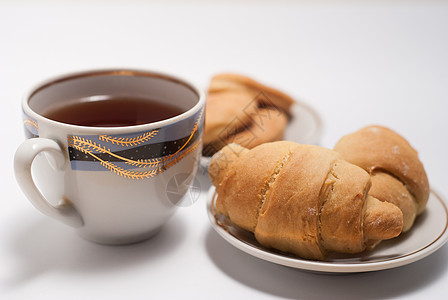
[14,69,205,244]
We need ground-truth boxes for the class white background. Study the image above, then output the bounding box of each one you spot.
[1,1,447,299]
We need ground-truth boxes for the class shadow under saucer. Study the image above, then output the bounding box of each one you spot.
[205,227,448,300]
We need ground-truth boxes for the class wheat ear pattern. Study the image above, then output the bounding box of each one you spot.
[70,136,200,180]
[24,118,39,135]
[24,119,38,130]
[69,135,168,168]
[174,107,204,154]
[67,109,203,179]
[81,149,162,180]
[98,129,159,146]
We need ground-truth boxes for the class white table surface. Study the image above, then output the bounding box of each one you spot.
[1,1,447,299]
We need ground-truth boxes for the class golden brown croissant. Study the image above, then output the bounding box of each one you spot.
[209,141,404,260]
[334,125,430,232]
[203,73,294,156]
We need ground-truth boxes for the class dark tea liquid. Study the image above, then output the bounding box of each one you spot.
[42,96,184,127]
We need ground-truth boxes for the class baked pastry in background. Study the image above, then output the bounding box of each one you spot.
[203,73,295,156]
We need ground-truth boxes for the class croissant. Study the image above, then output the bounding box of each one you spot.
[209,141,404,260]
[334,125,430,232]
[203,73,294,155]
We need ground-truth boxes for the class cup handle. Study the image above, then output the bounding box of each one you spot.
[14,138,84,228]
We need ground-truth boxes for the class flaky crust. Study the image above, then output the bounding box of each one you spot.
[334,125,429,230]
[208,73,295,114]
[216,141,299,232]
[319,160,370,254]
[209,143,249,188]
[203,91,257,144]
[211,141,404,260]
[255,145,340,260]
[203,73,295,154]
[369,172,417,232]
[223,108,288,149]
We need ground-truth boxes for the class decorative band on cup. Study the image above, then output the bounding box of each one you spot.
[66,108,203,180]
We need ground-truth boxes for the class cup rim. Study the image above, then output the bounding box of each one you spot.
[22,68,206,134]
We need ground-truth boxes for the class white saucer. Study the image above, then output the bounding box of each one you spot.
[200,101,323,169]
[284,100,323,145]
[206,186,448,273]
